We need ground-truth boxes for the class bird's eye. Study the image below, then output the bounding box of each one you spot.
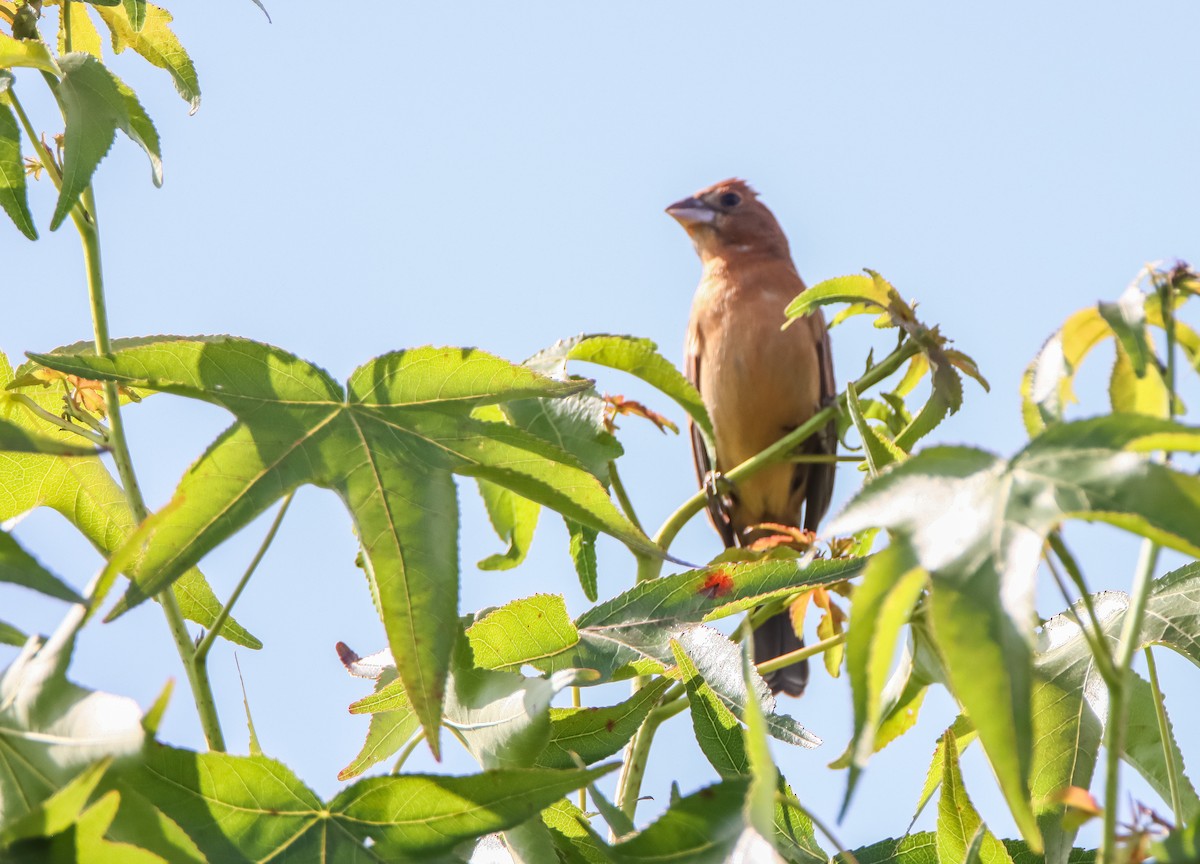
[719,192,742,208]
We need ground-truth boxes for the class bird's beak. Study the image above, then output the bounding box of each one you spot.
[666,196,716,226]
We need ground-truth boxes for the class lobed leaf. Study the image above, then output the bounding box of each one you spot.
[537,677,671,770]
[0,350,257,647]
[0,529,82,603]
[543,334,714,451]
[675,625,820,750]
[467,594,580,671]
[541,556,864,680]
[0,607,144,834]
[123,744,616,860]
[834,415,1200,851]
[33,338,655,755]
[0,83,36,241]
[842,542,926,811]
[94,2,199,112]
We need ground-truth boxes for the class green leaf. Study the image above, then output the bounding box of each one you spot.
[840,832,939,864]
[338,668,418,780]
[0,529,82,603]
[609,779,749,864]
[511,340,625,481]
[1109,343,1167,417]
[834,416,1200,851]
[542,798,613,864]
[910,716,978,830]
[49,54,162,231]
[0,606,144,833]
[937,730,1015,864]
[542,556,864,680]
[1029,577,1200,860]
[0,33,61,74]
[0,89,36,241]
[467,594,580,671]
[784,274,897,324]
[122,0,147,31]
[0,417,99,455]
[537,677,671,769]
[548,334,714,451]
[51,53,121,230]
[476,478,540,570]
[675,625,820,750]
[839,834,1095,864]
[33,338,656,753]
[847,380,901,475]
[842,542,926,811]
[445,632,583,770]
[0,758,111,847]
[740,643,784,861]
[0,350,257,648]
[588,778,636,841]
[0,621,25,646]
[672,637,748,778]
[126,745,616,860]
[1097,284,1151,377]
[2,790,165,864]
[567,518,600,601]
[1020,290,1174,434]
[93,2,199,112]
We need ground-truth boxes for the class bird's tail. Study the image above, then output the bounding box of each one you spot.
[753,610,808,697]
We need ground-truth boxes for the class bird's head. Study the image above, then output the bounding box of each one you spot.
[666,179,790,262]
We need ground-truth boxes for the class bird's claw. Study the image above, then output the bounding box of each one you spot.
[703,470,735,502]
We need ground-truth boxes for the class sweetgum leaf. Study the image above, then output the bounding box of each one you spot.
[32,337,656,753]
[537,677,671,769]
[122,745,615,860]
[0,350,256,647]
[0,529,82,603]
[937,731,1014,864]
[467,594,579,670]
[0,606,143,833]
[832,415,1200,851]
[94,2,199,112]
[0,83,36,241]
[541,557,863,680]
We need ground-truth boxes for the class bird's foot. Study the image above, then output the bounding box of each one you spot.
[703,470,735,503]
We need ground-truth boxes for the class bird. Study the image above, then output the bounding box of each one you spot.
[668,178,836,697]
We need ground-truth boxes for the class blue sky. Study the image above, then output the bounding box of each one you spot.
[5,1,1200,851]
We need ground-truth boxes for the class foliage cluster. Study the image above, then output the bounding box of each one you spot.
[2,3,1200,862]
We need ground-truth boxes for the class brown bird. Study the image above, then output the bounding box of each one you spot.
[668,178,836,697]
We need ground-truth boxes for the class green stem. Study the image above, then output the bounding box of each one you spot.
[788,454,866,464]
[615,696,679,818]
[73,184,226,751]
[608,460,643,533]
[1102,538,1160,863]
[1043,539,1116,687]
[63,0,73,53]
[195,491,294,663]
[1144,646,1183,824]
[391,729,426,773]
[9,393,108,446]
[7,88,62,188]
[755,631,846,677]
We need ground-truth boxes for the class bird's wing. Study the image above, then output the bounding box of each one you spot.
[801,313,837,533]
[686,348,736,548]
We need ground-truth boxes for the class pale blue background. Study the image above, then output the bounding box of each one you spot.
[5,1,1200,852]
